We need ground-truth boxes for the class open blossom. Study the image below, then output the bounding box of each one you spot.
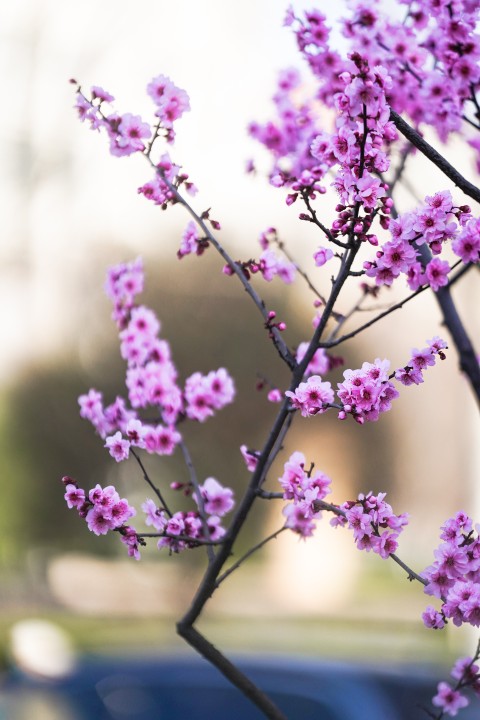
[279,452,331,538]
[195,477,235,517]
[337,359,398,422]
[105,431,131,462]
[147,75,190,127]
[425,257,450,292]
[296,342,330,377]
[142,499,168,533]
[285,375,334,416]
[332,492,408,558]
[432,682,469,716]
[185,369,235,421]
[108,113,151,157]
[143,424,181,455]
[178,221,200,258]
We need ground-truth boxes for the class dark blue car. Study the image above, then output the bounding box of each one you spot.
[2,654,479,719]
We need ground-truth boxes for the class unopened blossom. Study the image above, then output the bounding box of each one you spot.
[313,246,334,267]
[240,445,260,472]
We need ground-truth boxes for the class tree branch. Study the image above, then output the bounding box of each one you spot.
[390,109,480,206]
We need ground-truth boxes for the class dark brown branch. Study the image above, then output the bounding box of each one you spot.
[390,109,480,206]
[417,244,480,409]
[176,624,288,720]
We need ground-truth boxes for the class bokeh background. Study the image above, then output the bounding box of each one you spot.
[0,0,479,679]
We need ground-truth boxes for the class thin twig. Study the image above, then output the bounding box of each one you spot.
[216,527,287,587]
[151,162,296,370]
[179,440,215,563]
[390,109,480,206]
[130,448,173,517]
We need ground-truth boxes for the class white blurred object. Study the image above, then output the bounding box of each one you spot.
[9,619,76,679]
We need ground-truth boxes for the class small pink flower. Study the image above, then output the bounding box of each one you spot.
[64,484,85,509]
[432,682,469,716]
[314,246,334,267]
[425,257,450,292]
[105,432,130,462]
[196,478,235,517]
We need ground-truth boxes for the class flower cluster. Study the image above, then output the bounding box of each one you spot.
[143,477,234,553]
[287,340,446,424]
[336,358,399,423]
[62,473,234,558]
[79,258,235,460]
[62,476,141,559]
[288,2,480,145]
[279,452,332,537]
[330,492,409,558]
[395,336,447,386]
[363,191,473,292]
[74,78,195,211]
[422,513,480,632]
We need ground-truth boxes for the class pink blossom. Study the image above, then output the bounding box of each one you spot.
[282,503,316,538]
[64,484,85,509]
[432,682,469,716]
[267,388,282,403]
[422,606,446,629]
[143,424,181,456]
[125,419,148,448]
[105,432,130,462]
[195,477,234,517]
[142,499,168,533]
[295,342,330,377]
[425,257,450,292]
[86,507,116,536]
[120,526,141,560]
[178,221,200,258]
[147,75,190,127]
[313,246,334,267]
[286,375,334,416]
[109,113,151,157]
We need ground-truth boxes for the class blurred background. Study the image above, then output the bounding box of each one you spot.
[0,0,479,686]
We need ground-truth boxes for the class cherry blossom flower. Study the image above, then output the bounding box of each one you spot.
[105,432,131,462]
